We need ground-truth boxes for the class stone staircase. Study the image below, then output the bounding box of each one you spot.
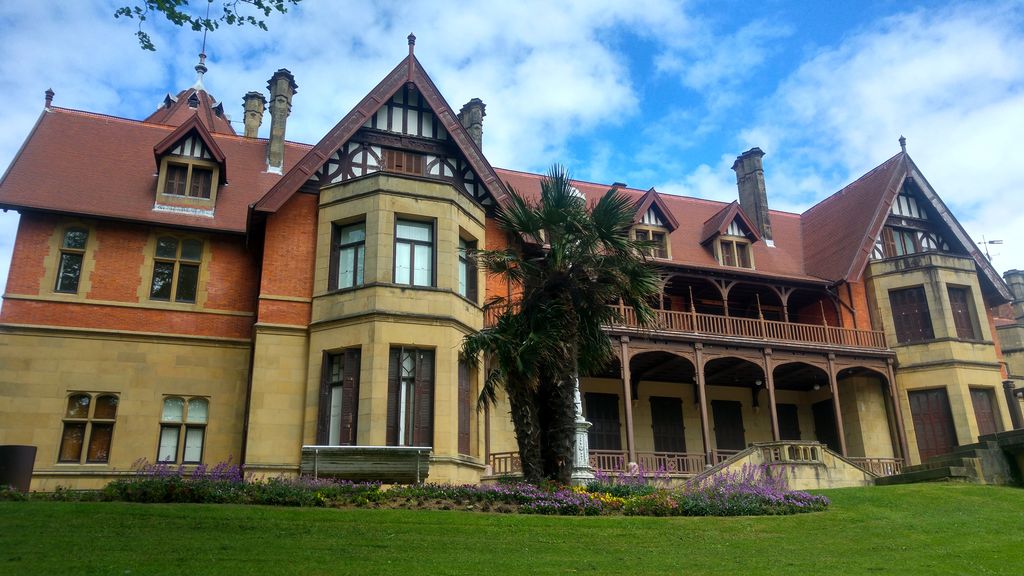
[876,431,1023,486]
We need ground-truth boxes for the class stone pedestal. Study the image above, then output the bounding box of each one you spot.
[570,375,594,485]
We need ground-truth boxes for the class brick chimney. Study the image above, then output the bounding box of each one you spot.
[242,91,267,139]
[458,98,486,150]
[266,69,297,172]
[732,147,772,243]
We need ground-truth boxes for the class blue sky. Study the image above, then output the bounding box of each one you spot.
[1,0,1023,294]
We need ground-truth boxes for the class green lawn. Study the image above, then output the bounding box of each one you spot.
[1,483,1022,575]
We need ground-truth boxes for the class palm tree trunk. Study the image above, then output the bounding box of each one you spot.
[506,382,543,484]
[538,373,577,484]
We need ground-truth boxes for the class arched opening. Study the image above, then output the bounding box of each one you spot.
[788,288,840,327]
[663,275,724,315]
[704,356,765,460]
[773,362,835,450]
[727,283,784,321]
[836,366,899,464]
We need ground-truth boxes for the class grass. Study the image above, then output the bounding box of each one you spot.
[1,483,1022,575]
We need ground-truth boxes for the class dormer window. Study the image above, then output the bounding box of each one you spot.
[634,227,669,259]
[158,159,218,204]
[162,163,214,199]
[717,237,753,268]
[153,118,226,214]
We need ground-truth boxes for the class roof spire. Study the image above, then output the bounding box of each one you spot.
[193,52,208,90]
[899,135,907,153]
[193,0,212,90]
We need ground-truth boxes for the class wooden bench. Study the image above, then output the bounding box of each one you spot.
[300,445,431,484]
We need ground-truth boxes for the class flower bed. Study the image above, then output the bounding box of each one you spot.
[5,460,828,517]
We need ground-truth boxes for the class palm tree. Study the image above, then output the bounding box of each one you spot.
[462,164,660,484]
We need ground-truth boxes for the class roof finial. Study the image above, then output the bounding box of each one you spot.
[407,33,416,82]
[899,135,907,153]
[44,88,54,109]
[193,52,208,90]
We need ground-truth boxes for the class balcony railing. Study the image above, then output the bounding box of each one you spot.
[611,305,887,350]
[484,304,886,349]
[487,450,904,478]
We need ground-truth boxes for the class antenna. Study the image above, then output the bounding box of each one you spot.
[981,235,1003,261]
[201,0,212,55]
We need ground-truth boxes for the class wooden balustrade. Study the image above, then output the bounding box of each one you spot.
[488,451,522,475]
[607,305,887,350]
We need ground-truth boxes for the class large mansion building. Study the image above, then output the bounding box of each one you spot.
[1,41,1020,489]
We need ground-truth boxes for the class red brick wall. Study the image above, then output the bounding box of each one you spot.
[483,214,512,302]
[87,222,148,302]
[1,212,259,339]
[4,213,54,295]
[257,193,316,326]
[835,280,873,331]
[0,299,252,339]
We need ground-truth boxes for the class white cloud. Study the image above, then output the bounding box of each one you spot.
[732,3,1024,271]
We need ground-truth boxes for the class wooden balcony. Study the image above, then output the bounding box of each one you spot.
[609,305,887,350]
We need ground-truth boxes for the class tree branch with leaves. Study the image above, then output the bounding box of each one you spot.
[115,0,300,51]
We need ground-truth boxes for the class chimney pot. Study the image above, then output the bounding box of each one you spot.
[732,147,772,242]
[458,98,486,150]
[44,88,54,109]
[243,91,267,139]
[266,69,297,171]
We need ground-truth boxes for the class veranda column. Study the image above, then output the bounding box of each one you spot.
[570,373,595,485]
[620,337,638,467]
[887,359,911,460]
[695,343,712,466]
[763,348,780,441]
[827,353,848,456]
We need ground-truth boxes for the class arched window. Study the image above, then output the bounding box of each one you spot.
[58,392,118,463]
[158,396,209,463]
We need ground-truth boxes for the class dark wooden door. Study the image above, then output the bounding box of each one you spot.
[970,388,1000,438]
[776,403,801,440]
[711,400,745,451]
[812,400,840,452]
[585,393,622,451]
[909,388,958,462]
[650,396,685,453]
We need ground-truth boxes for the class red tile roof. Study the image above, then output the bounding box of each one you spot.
[143,87,236,135]
[0,107,308,234]
[496,168,817,284]
[801,153,906,282]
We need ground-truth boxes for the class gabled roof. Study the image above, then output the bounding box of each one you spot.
[802,152,907,282]
[699,201,760,244]
[143,87,236,135]
[632,187,679,230]
[0,107,307,233]
[254,51,508,213]
[801,150,1011,301]
[153,114,228,182]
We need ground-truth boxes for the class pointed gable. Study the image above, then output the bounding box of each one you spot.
[153,114,227,182]
[700,201,760,244]
[633,187,679,230]
[254,52,508,214]
[801,152,907,282]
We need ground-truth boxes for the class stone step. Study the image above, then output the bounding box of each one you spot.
[875,466,973,486]
[911,452,986,471]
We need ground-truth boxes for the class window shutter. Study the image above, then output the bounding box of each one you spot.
[467,245,478,303]
[458,360,471,455]
[315,352,331,445]
[881,227,896,258]
[386,348,400,446]
[340,348,361,445]
[413,350,434,447]
[328,225,340,291]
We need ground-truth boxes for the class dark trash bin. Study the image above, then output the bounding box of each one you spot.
[0,445,37,492]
